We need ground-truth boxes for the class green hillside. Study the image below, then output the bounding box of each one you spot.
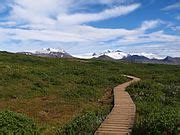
[0,52,179,135]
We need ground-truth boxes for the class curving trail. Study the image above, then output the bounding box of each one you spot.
[95,75,140,135]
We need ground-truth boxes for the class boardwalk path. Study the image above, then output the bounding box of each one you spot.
[95,75,140,135]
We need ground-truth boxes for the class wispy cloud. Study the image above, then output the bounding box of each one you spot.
[0,0,142,43]
[59,4,140,25]
[0,21,17,27]
[0,19,165,44]
[139,20,163,31]
[162,2,180,11]
[0,28,86,42]
[1,18,179,54]
[8,0,140,26]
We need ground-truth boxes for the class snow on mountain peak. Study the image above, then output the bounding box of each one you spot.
[36,48,66,54]
[74,50,128,59]
[130,52,164,59]
[100,50,128,59]
[74,50,164,60]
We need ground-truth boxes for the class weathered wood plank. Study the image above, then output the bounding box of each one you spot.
[95,75,140,135]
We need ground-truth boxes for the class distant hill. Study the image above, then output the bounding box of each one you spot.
[122,55,150,63]
[162,56,180,64]
[96,55,115,61]
[122,55,180,65]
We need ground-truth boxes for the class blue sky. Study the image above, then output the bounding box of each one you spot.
[0,0,179,57]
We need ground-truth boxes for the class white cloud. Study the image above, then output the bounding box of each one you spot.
[116,30,180,46]
[74,0,135,6]
[0,0,142,44]
[139,20,163,31]
[13,0,71,15]
[10,3,56,25]
[9,0,140,25]
[171,26,180,31]
[58,4,140,25]
[1,19,179,53]
[121,43,180,58]
[0,21,17,26]
[0,0,179,57]
[0,28,86,42]
[162,2,180,11]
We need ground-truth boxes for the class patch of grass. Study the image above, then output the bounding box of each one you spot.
[0,110,40,135]
[63,85,100,101]
[58,106,112,135]
[59,112,100,135]
[127,81,179,135]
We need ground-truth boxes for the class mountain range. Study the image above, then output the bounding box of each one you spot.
[18,48,72,58]
[17,48,180,65]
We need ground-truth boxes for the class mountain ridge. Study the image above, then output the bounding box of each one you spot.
[17,48,73,58]
[17,48,180,65]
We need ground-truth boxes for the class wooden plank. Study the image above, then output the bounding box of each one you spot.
[95,75,140,135]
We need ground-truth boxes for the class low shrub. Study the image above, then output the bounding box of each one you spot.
[62,86,101,101]
[133,105,178,135]
[127,81,179,135]
[58,111,104,135]
[0,110,39,135]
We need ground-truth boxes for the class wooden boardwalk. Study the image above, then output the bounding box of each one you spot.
[95,75,140,135]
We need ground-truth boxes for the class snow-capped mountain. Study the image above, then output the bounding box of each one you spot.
[36,48,66,54]
[130,52,164,60]
[73,53,96,59]
[17,48,180,65]
[74,50,128,60]
[75,50,163,60]
[18,48,72,58]
[98,50,128,60]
